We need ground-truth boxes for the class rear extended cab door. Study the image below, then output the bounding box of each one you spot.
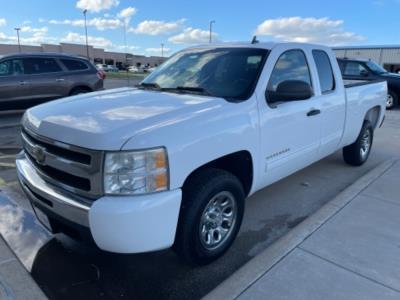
[310,48,346,157]
[254,44,323,188]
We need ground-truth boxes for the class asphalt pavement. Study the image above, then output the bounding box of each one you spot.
[0,93,399,299]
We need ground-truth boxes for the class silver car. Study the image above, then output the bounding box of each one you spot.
[0,53,104,109]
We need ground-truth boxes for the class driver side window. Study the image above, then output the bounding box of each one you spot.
[266,50,312,104]
[343,62,367,76]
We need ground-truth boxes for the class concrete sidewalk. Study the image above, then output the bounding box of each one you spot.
[0,236,47,299]
[205,159,400,300]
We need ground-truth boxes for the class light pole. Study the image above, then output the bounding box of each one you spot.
[14,28,21,52]
[123,20,130,85]
[83,9,89,60]
[209,20,215,44]
[161,43,164,58]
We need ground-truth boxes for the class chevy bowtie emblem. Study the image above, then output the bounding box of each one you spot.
[32,145,46,165]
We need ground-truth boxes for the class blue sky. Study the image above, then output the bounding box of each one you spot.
[0,0,398,56]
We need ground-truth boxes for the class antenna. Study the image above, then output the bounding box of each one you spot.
[251,36,259,44]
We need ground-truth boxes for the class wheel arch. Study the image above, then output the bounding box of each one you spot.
[69,85,93,95]
[181,150,254,197]
[364,105,381,130]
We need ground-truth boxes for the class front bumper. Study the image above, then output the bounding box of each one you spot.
[16,153,182,253]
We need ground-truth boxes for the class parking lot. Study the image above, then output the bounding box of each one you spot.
[0,78,399,299]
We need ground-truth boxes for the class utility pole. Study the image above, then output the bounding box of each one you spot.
[83,9,90,60]
[161,43,164,58]
[14,28,21,52]
[123,20,130,86]
[209,20,215,44]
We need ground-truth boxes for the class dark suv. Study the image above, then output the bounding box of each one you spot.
[338,58,400,109]
[0,53,105,110]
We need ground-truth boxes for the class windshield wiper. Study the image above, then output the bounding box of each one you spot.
[137,82,161,90]
[163,86,211,96]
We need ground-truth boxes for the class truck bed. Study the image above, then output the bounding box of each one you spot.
[340,79,387,148]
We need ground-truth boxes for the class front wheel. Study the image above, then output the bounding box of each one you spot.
[174,168,245,265]
[343,121,373,166]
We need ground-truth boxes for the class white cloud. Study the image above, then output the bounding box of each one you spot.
[20,26,48,34]
[254,17,365,46]
[0,19,6,27]
[50,17,122,30]
[23,20,32,25]
[168,27,217,44]
[76,0,119,12]
[118,7,136,22]
[0,31,56,45]
[130,19,185,35]
[62,32,113,48]
[38,18,46,23]
[146,47,171,55]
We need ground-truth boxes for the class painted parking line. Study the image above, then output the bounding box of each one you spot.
[0,162,16,168]
[0,155,16,160]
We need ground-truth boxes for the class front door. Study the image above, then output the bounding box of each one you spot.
[257,49,322,187]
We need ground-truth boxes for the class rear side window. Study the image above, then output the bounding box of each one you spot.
[23,58,62,74]
[312,50,335,93]
[60,59,89,71]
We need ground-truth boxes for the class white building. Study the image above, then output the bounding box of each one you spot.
[0,42,167,69]
[334,45,400,73]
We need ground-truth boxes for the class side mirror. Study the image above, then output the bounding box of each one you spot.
[270,80,313,102]
[360,69,369,77]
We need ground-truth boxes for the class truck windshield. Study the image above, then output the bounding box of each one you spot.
[366,61,388,74]
[140,47,269,101]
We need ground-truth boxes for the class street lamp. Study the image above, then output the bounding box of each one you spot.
[14,28,21,53]
[209,20,215,44]
[83,9,89,60]
[161,43,164,58]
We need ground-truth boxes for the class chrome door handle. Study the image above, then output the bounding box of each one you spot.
[55,78,65,82]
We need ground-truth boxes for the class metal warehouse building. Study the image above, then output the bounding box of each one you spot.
[334,45,400,73]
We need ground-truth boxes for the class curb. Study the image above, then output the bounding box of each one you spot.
[203,159,397,300]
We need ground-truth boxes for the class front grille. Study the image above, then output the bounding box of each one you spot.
[22,128,103,199]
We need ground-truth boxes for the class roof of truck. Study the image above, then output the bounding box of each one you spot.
[186,41,330,51]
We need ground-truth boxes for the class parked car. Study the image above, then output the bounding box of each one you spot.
[128,66,140,73]
[338,58,400,109]
[17,42,386,265]
[0,53,104,109]
[105,65,119,72]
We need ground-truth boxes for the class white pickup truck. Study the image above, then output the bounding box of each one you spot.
[16,42,387,264]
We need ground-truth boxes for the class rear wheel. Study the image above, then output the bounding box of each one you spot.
[343,121,373,166]
[174,168,245,265]
[386,91,397,110]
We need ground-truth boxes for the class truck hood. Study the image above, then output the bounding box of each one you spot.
[23,87,225,150]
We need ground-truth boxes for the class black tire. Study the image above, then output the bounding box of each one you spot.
[343,121,373,166]
[70,88,91,96]
[174,168,245,265]
[386,90,398,110]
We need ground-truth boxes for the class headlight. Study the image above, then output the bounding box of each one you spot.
[104,148,169,195]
